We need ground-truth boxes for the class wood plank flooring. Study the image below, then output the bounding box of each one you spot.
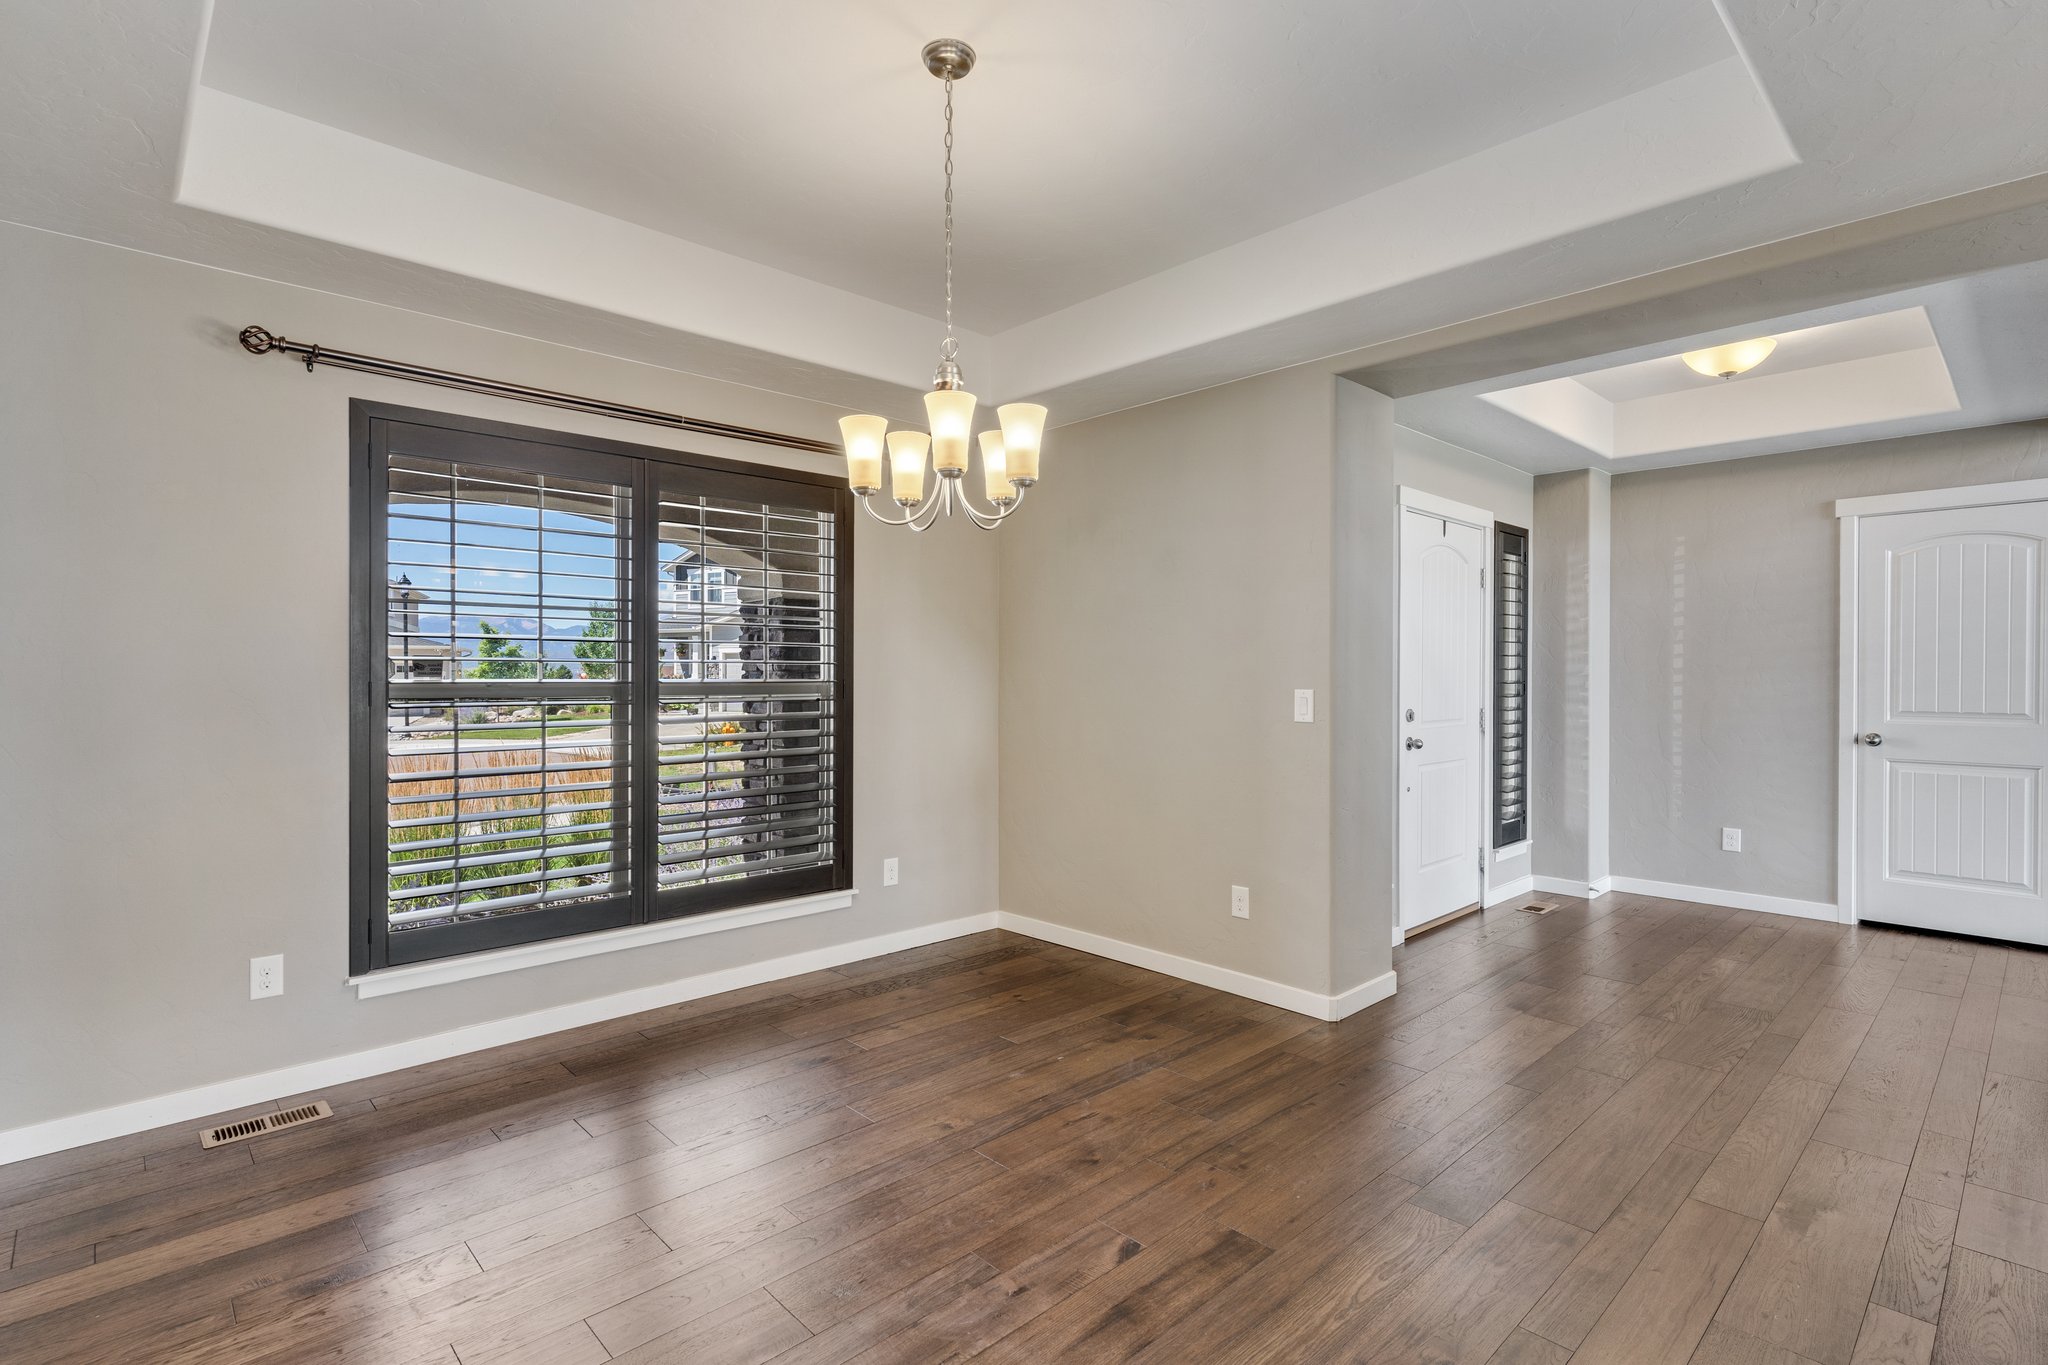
[3,892,2045,1364]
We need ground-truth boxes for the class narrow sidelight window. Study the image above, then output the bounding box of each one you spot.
[1493,522,1528,847]
[352,403,852,975]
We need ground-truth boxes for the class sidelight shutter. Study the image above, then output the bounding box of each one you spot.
[1494,523,1529,847]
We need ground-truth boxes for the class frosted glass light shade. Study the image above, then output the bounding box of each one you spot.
[996,403,1047,483]
[838,414,888,493]
[1681,337,1776,379]
[886,430,931,504]
[978,430,1013,504]
[925,389,977,473]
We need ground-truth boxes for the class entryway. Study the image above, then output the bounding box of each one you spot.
[1398,497,1489,932]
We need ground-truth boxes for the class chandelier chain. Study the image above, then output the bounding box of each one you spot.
[941,74,957,362]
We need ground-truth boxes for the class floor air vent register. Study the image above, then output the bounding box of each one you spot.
[199,1100,333,1148]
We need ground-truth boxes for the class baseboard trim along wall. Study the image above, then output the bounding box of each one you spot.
[993,912,1397,1023]
[1607,876,1842,923]
[1,908,1405,1167]
[1531,875,1610,899]
[0,912,997,1168]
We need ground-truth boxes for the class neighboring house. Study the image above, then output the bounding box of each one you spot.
[660,554,745,681]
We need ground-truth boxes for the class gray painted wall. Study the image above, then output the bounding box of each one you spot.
[997,364,1361,995]
[1332,382,1400,989]
[1609,421,2048,903]
[1531,469,1611,886]
[995,383,1546,999]
[0,224,1000,1131]
[1395,425,1535,529]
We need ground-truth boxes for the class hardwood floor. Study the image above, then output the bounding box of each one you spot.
[3,893,2045,1364]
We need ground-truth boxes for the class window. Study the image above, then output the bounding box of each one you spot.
[1493,522,1528,847]
[352,403,852,975]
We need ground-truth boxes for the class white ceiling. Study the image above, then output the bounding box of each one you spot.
[4,1,2047,432]
[200,0,1734,333]
[1394,261,2048,473]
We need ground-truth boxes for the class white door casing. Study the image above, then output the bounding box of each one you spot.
[1400,508,1486,929]
[1851,499,2048,945]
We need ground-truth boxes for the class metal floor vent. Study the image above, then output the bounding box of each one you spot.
[1518,901,1562,916]
[199,1100,332,1149]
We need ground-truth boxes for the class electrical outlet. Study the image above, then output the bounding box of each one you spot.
[1293,689,1315,723]
[882,857,900,887]
[1231,885,1251,919]
[250,954,284,1000]
[1722,827,1742,852]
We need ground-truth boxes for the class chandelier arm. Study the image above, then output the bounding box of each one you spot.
[857,490,946,531]
[955,481,1027,530]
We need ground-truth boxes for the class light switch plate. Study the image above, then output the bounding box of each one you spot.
[1293,689,1314,723]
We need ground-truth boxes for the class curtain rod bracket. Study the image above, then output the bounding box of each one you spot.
[235,322,842,457]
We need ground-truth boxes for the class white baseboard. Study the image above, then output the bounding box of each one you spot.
[4,905,1415,1168]
[1327,969,1401,1021]
[0,912,998,1168]
[1531,875,1603,899]
[1607,876,1841,924]
[1483,876,1535,908]
[994,911,1395,1022]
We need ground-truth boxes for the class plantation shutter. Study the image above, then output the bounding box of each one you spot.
[373,425,639,967]
[355,406,852,975]
[650,467,844,916]
[1494,523,1529,847]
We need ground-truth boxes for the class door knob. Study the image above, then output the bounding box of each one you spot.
[1406,737,1424,750]
[1859,732,1883,746]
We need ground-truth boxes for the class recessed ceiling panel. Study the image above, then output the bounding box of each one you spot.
[1478,306,1962,459]
[200,0,1735,330]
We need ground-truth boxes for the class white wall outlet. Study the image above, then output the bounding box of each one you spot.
[1722,827,1742,852]
[250,954,284,1000]
[1293,689,1315,723]
[882,857,900,887]
[1231,885,1251,919]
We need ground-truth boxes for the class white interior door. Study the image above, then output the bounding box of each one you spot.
[1855,500,2048,945]
[1400,509,1486,929]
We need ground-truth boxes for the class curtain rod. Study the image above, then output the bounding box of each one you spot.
[237,325,841,457]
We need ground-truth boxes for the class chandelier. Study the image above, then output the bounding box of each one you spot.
[838,38,1046,531]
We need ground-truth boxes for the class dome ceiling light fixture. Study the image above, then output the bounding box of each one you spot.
[838,38,1046,532]
[1681,336,1778,379]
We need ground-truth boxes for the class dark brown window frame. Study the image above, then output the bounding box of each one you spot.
[350,401,854,976]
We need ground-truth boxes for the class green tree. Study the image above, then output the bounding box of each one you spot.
[466,622,532,679]
[574,606,617,680]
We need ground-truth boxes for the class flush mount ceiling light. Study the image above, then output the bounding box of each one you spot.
[838,38,1045,532]
[1681,336,1778,379]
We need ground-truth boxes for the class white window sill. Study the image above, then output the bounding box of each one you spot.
[347,889,858,998]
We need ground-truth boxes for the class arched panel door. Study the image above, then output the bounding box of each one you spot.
[1855,503,2048,945]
